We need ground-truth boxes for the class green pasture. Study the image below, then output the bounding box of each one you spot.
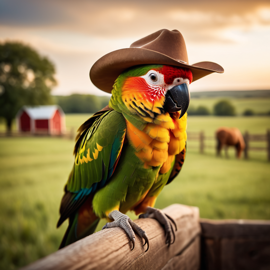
[0,115,270,270]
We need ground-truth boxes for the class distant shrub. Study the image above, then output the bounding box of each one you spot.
[243,109,255,116]
[188,105,211,116]
[55,94,110,113]
[213,100,236,116]
[196,106,210,115]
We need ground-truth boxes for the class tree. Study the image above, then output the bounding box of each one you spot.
[187,105,210,116]
[213,100,236,116]
[196,105,210,115]
[55,94,110,113]
[0,42,57,134]
[243,109,254,116]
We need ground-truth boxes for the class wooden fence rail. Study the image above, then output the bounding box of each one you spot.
[243,130,270,160]
[21,204,270,270]
[0,130,75,140]
[2,129,269,160]
[187,130,270,161]
[21,204,201,270]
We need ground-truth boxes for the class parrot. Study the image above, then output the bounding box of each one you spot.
[57,64,192,251]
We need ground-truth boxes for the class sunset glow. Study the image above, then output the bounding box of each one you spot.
[0,0,269,95]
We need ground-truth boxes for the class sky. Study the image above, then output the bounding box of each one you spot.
[0,0,270,96]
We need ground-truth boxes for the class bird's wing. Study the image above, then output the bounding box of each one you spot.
[57,109,126,227]
[166,143,187,185]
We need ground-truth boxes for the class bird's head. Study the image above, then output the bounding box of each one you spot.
[109,65,192,124]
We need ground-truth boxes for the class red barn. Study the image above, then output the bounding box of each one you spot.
[16,105,65,135]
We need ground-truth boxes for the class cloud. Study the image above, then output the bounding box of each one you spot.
[1,0,270,44]
[1,0,270,94]
[0,0,70,26]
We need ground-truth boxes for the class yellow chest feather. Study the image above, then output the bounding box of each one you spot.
[125,113,187,172]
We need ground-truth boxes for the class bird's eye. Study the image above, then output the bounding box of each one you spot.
[149,73,158,82]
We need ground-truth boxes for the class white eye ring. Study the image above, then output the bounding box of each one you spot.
[149,73,158,82]
[173,77,190,85]
[140,70,164,86]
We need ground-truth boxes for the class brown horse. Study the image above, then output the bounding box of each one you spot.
[216,127,245,158]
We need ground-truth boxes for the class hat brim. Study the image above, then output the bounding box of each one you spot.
[90,48,224,93]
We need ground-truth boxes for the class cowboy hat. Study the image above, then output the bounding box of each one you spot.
[90,29,224,93]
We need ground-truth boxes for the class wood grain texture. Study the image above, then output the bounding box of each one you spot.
[200,219,270,270]
[200,219,270,239]
[21,204,200,270]
[221,238,270,270]
[161,236,200,270]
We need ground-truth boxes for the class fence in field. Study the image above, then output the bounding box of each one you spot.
[0,129,75,140]
[187,130,270,161]
[243,131,270,160]
[21,204,270,270]
[2,129,270,161]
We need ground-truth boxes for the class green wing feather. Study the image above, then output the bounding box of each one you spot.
[57,109,126,227]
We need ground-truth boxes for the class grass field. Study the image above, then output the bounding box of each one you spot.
[0,115,270,269]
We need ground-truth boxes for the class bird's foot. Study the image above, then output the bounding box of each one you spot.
[102,210,149,252]
[139,207,177,246]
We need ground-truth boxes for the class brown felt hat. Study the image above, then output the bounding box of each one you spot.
[90,29,224,93]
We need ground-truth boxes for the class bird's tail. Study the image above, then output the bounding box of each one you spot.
[59,213,100,249]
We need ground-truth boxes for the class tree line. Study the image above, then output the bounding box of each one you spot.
[187,100,269,116]
[188,100,236,116]
[54,94,110,114]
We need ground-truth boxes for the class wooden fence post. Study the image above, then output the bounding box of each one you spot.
[200,131,204,154]
[69,127,75,140]
[267,130,270,162]
[200,219,270,270]
[244,131,249,160]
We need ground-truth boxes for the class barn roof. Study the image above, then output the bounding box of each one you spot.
[20,105,64,120]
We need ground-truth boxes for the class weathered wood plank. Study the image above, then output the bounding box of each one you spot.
[200,219,270,239]
[221,238,270,270]
[200,219,270,270]
[161,235,200,270]
[21,204,200,270]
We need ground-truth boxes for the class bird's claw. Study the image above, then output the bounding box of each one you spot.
[102,210,149,252]
[130,237,135,251]
[139,207,177,247]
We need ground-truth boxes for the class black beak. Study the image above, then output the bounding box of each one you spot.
[163,83,190,118]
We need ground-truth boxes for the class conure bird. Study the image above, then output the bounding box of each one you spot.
[57,64,192,250]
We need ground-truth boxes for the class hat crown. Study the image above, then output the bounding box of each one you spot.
[130,29,189,64]
[90,29,224,93]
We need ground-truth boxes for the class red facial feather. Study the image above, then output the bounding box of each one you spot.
[157,66,193,84]
[123,77,165,101]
